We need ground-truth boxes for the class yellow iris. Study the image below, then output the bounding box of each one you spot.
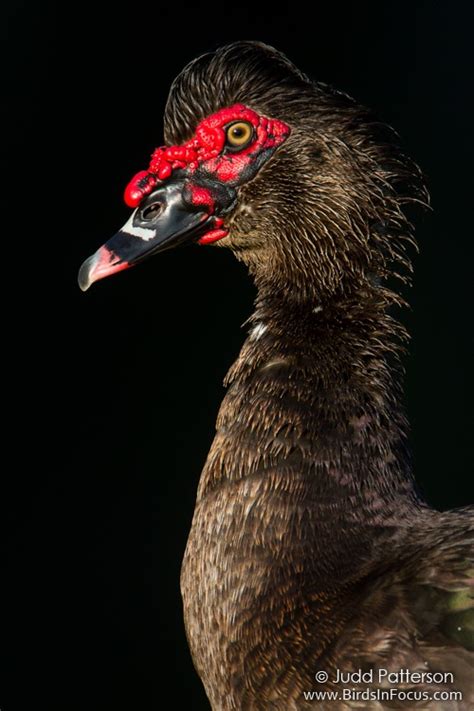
[225,121,254,149]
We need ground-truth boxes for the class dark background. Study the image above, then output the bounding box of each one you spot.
[2,2,472,710]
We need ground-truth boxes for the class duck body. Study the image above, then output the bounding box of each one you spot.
[79,41,473,710]
[182,291,473,709]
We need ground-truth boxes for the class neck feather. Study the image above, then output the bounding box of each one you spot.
[196,281,421,577]
[181,278,424,698]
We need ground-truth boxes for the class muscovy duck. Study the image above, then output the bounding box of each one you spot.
[79,42,473,710]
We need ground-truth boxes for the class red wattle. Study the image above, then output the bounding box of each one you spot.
[122,104,291,207]
[198,228,229,245]
[187,184,215,210]
[124,171,158,208]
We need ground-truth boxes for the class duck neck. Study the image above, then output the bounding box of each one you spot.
[197,281,421,579]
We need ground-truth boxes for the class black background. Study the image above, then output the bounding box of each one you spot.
[2,2,472,710]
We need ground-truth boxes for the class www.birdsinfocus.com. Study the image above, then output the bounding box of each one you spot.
[78,42,473,711]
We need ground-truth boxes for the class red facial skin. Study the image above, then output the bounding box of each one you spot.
[123,104,290,244]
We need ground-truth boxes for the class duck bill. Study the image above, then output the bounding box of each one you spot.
[78,180,211,292]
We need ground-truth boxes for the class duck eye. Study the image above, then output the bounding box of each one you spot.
[225,121,254,150]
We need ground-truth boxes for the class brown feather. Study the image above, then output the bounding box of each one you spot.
[161,42,474,709]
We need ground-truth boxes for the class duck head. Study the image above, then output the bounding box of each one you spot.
[78,100,290,291]
[79,42,424,301]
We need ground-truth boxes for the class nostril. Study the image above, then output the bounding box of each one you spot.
[141,202,163,221]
